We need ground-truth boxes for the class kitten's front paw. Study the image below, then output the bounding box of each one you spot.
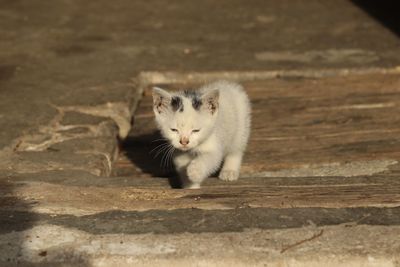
[187,160,206,184]
[219,170,239,181]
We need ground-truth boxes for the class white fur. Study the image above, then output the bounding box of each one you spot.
[152,80,251,188]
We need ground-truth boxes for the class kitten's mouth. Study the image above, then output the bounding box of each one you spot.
[179,146,190,151]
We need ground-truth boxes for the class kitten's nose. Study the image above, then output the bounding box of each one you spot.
[179,137,190,146]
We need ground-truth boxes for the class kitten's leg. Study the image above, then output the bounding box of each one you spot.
[187,151,223,188]
[173,152,194,188]
[219,151,243,181]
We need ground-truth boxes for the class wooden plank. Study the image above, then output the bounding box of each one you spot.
[112,73,400,209]
[2,175,400,215]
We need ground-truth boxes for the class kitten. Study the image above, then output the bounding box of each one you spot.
[152,80,251,189]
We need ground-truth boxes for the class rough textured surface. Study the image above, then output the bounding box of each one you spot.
[1,225,400,267]
[118,73,400,178]
[1,0,400,266]
[3,72,400,265]
[1,0,400,150]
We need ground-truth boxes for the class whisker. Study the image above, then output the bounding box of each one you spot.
[150,142,169,155]
[161,146,175,169]
[164,147,174,169]
[154,144,171,159]
[160,148,168,168]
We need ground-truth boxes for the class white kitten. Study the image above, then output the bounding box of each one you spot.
[152,80,251,189]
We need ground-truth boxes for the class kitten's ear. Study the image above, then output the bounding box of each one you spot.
[201,89,219,114]
[152,87,171,114]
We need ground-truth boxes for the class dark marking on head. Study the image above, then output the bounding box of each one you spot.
[171,96,183,112]
[183,90,198,98]
[192,98,203,110]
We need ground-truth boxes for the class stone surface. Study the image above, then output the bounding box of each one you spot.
[1,0,400,151]
[1,225,400,267]
[3,72,400,266]
[1,0,400,266]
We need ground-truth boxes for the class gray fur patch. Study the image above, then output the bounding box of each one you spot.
[183,90,198,98]
[171,96,184,112]
[192,98,203,110]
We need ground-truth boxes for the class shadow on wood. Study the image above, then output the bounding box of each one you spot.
[351,0,400,37]
[120,131,182,188]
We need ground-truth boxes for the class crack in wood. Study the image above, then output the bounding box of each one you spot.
[280,229,324,253]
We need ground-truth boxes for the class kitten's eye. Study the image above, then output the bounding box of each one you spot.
[170,128,178,132]
[192,129,201,133]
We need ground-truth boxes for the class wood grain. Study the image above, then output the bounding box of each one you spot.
[112,73,400,209]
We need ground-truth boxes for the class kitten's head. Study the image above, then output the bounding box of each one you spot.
[152,87,219,151]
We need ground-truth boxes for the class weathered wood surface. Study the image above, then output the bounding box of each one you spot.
[110,73,400,210]
[118,73,400,176]
[2,175,399,215]
[5,73,398,215]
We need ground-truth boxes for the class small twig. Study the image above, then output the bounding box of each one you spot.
[13,140,22,152]
[280,229,324,254]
